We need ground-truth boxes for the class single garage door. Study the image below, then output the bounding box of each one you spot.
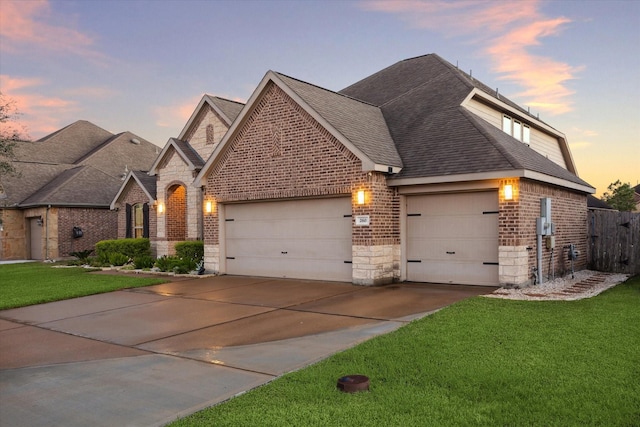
[224,197,352,281]
[406,191,498,286]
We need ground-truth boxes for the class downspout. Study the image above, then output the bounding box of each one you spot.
[45,205,51,260]
[200,186,205,241]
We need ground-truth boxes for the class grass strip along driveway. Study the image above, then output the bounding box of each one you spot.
[0,263,168,310]
[172,276,640,427]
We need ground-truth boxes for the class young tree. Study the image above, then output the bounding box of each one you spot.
[0,92,28,179]
[602,180,636,211]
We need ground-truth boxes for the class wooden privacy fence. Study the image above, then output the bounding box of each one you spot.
[587,210,640,275]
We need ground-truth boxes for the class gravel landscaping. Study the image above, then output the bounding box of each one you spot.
[486,270,630,301]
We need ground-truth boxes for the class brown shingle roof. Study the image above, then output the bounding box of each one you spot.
[3,120,158,208]
[340,54,591,189]
[276,73,402,168]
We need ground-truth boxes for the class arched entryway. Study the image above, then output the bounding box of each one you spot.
[166,184,187,243]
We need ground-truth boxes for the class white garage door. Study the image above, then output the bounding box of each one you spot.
[224,198,352,281]
[406,192,498,286]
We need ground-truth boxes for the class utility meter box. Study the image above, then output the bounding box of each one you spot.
[540,198,551,221]
[545,235,555,249]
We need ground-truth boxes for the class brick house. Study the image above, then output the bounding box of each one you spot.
[190,54,593,287]
[111,95,244,256]
[0,120,158,260]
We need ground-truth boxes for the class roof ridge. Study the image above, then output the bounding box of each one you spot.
[205,94,245,106]
[275,71,380,108]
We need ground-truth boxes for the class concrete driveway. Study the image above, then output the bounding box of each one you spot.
[0,275,493,427]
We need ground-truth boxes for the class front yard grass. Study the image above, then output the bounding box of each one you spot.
[172,275,640,427]
[0,262,168,310]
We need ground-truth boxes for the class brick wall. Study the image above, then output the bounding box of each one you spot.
[115,181,157,240]
[57,207,117,257]
[203,82,399,283]
[166,184,187,241]
[499,178,588,284]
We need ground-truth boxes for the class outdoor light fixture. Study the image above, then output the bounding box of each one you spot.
[205,201,213,213]
[357,190,366,205]
[157,202,164,213]
[504,184,513,201]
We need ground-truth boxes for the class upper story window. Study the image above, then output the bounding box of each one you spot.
[502,115,530,144]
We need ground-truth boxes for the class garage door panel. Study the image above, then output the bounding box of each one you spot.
[225,198,352,281]
[408,215,497,239]
[407,261,497,286]
[407,192,498,286]
[227,237,352,259]
[228,218,350,239]
[226,257,351,282]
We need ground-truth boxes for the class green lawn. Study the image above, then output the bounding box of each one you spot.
[172,276,640,427]
[0,262,168,310]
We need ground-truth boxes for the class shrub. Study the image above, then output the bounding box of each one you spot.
[154,255,179,272]
[69,249,93,263]
[175,241,204,264]
[95,238,151,260]
[133,255,155,270]
[108,252,130,266]
[154,255,196,274]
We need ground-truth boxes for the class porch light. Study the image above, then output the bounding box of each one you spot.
[504,184,513,201]
[357,190,366,205]
[157,202,164,213]
[205,200,213,213]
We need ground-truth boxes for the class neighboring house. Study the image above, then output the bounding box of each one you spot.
[633,184,640,211]
[114,54,594,287]
[111,95,244,256]
[0,120,158,260]
[587,195,614,211]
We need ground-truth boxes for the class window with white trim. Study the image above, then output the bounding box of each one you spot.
[502,115,530,144]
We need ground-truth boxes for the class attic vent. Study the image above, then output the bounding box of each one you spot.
[130,138,141,145]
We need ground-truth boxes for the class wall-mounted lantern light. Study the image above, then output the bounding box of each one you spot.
[357,190,366,205]
[205,200,213,213]
[157,202,164,213]
[504,184,514,201]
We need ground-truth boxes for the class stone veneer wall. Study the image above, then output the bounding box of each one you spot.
[203,82,399,284]
[155,149,202,257]
[0,208,28,260]
[183,105,229,161]
[498,178,588,286]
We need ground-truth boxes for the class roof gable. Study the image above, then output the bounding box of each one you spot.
[195,71,402,186]
[178,95,245,141]
[110,170,157,209]
[148,138,205,176]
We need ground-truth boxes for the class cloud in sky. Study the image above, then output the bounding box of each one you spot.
[0,0,100,59]
[363,0,580,115]
[0,75,79,138]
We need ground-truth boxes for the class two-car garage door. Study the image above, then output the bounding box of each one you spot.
[224,198,352,282]
[406,191,499,286]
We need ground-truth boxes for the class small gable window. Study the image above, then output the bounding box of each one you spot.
[206,124,215,145]
[502,115,512,134]
[502,115,530,144]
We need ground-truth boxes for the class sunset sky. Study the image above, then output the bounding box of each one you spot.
[1,0,638,196]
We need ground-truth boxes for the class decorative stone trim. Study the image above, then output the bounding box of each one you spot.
[352,244,398,286]
[499,245,531,287]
